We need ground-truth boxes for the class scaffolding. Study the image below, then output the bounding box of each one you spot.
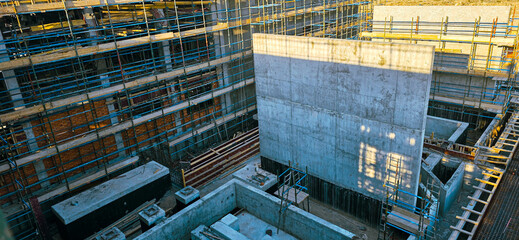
[275,165,309,233]
[0,0,373,238]
[379,156,440,240]
[361,7,519,125]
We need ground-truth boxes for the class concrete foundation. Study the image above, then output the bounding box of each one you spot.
[425,116,469,143]
[253,34,434,203]
[135,179,356,240]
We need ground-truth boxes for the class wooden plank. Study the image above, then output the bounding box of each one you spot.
[449,226,473,236]
[467,196,489,205]
[360,32,516,47]
[461,207,483,215]
[455,216,478,225]
[475,178,497,186]
[472,186,493,194]
[482,172,501,179]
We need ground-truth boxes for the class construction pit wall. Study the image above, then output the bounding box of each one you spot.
[362,6,519,115]
[136,179,357,240]
[0,1,374,239]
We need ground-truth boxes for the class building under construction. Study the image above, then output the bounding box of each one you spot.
[0,0,518,240]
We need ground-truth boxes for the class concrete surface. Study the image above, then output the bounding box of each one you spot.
[175,186,200,205]
[236,211,297,240]
[253,33,434,202]
[307,198,377,240]
[233,162,277,191]
[236,180,357,240]
[421,151,469,216]
[96,227,125,240]
[210,221,249,240]
[138,204,165,226]
[136,179,356,240]
[52,161,169,225]
[221,214,240,231]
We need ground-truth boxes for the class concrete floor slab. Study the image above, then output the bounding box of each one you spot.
[236,211,297,240]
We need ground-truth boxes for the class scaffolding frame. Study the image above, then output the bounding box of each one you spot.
[379,156,440,240]
[361,8,519,125]
[0,0,373,238]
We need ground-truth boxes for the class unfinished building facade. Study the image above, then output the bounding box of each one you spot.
[1,1,519,240]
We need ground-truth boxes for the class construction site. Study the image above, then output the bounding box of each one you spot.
[0,0,518,239]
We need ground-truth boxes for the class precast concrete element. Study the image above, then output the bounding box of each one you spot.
[220,214,240,231]
[138,204,166,230]
[95,227,125,240]
[233,162,277,191]
[175,186,201,205]
[52,161,170,239]
[253,33,434,203]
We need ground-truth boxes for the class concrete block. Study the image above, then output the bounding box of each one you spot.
[220,214,240,231]
[138,204,165,227]
[52,161,170,239]
[232,162,277,191]
[175,186,200,205]
[96,227,125,240]
[191,225,212,240]
[210,221,250,240]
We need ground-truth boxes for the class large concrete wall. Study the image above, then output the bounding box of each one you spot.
[254,34,434,202]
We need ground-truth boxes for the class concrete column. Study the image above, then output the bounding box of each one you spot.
[154,8,183,133]
[84,8,125,158]
[0,32,49,186]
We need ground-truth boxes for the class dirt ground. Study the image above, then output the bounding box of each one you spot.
[306,198,379,239]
